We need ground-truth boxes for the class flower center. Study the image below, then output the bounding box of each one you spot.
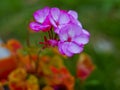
[56,22,59,26]
[67,37,72,42]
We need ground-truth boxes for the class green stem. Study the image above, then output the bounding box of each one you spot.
[50,29,53,39]
[80,79,85,90]
[35,48,43,76]
[75,77,85,90]
[26,29,30,47]
[48,31,52,39]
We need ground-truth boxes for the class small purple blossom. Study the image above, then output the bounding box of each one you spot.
[29,7,51,32]
[49,7,70,33]
[58,24,90,57]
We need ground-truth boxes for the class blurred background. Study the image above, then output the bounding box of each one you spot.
[0,0,120,90]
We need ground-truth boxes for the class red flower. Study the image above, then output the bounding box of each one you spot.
[77,53,95,80]
[50,66,74,90]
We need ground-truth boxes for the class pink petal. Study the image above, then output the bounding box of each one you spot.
[29,22,51,32]
[34,7,50,23]
[68,10,78,19]
[59,33,68,41]
[67,25,75,38]
[59,25,69,41]
[49,15,57,27]
[73,34,89,45]
[58,24,82,41]
[42,15,51,25]
[75,20,82,27]
[58,42,65,54]
[58,11,70,25]
[82,29,90,37]
[54,24,65,34]
[51,7,60,21]
[68,42,83,53]
[61,42,73,57]
[68,24,83,36]
[69,15,82,27]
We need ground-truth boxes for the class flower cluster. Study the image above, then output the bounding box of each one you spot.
[29,7,90,57]
[0,39,95,90]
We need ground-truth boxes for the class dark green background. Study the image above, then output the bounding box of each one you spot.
[0,0,120,90]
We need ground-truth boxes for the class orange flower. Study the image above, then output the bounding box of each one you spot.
[8,68,27,82]
[8,68,27,90]
[6,39,22,53]
[17,54,36,73]
[8,68,39,90]
[49,66,74,90]
[77,53,95,80]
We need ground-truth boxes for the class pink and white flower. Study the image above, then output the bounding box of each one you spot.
[29,7,51,32]
[29,7,90,57]
[58,24,90,57]
[49,7,70,33]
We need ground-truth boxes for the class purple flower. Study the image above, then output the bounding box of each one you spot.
[49,7,70,33]
[29,7,90,57]
[29,7,82,33]
[58,24,90,57]
[49,8,83,34]
[29,7,51,32]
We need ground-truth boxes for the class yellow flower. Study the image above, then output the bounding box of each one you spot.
[26,75,39,90]
[8,68,27,82]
